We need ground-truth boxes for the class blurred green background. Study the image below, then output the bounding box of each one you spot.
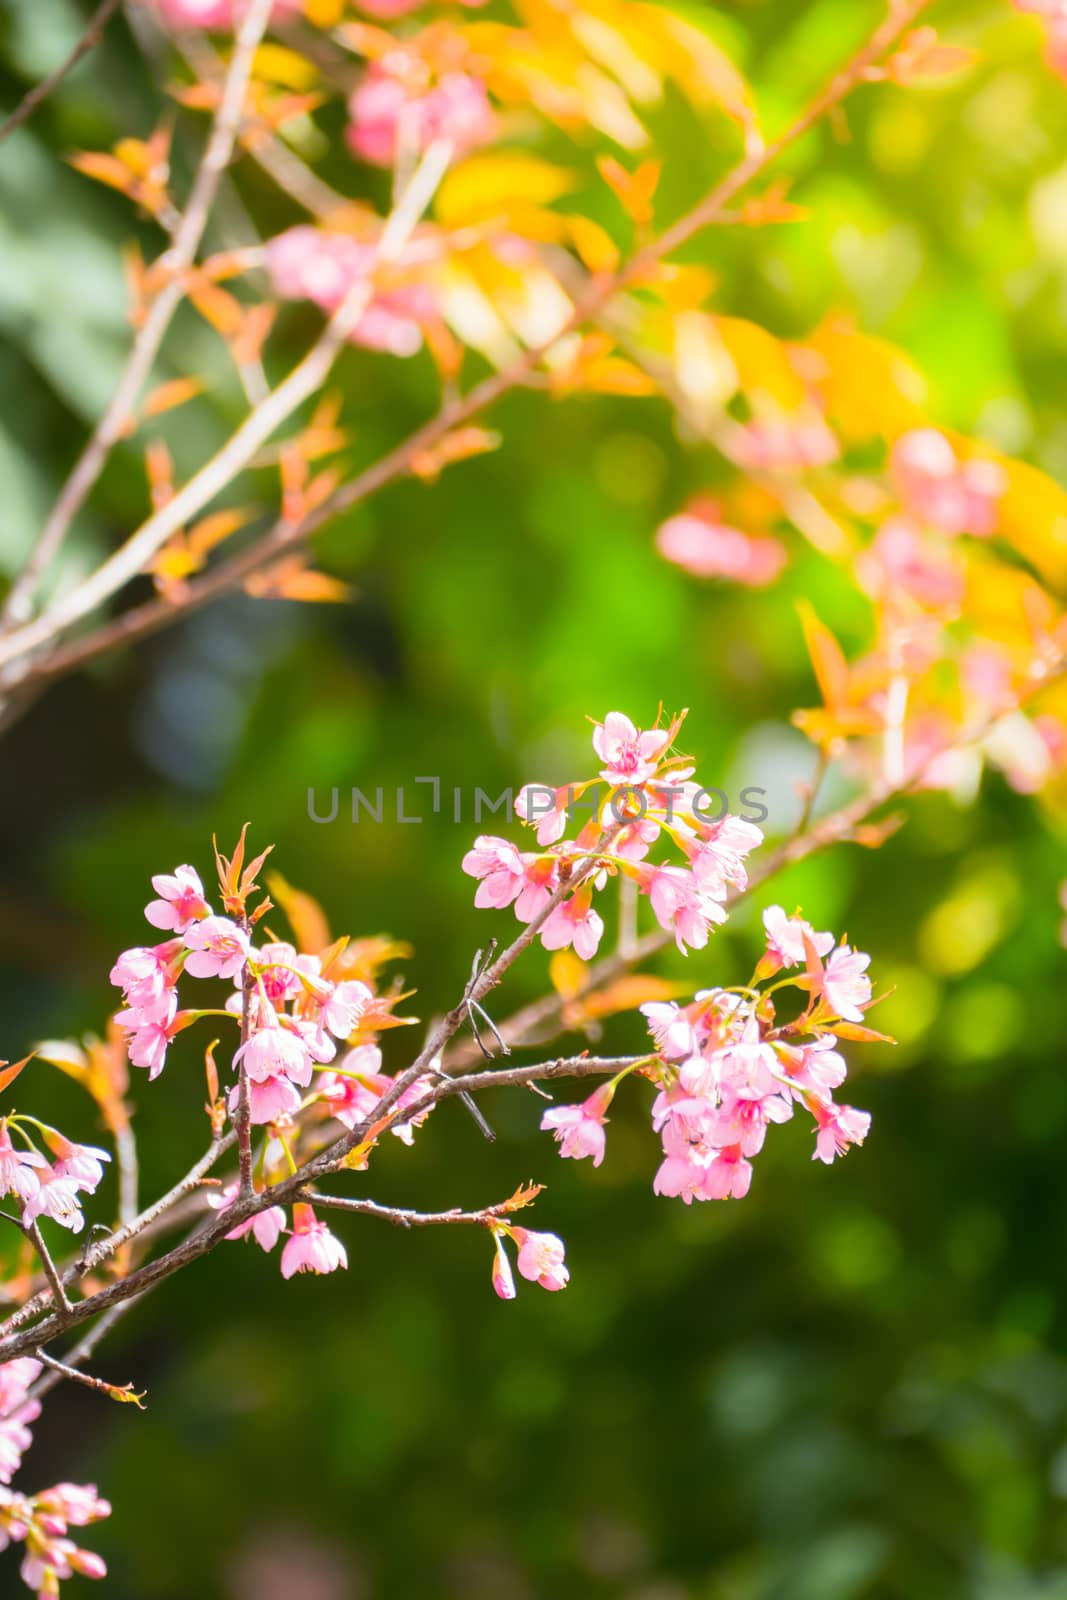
[3,0,1067,1595]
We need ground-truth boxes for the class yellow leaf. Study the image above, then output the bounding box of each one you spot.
[549,948,588,1000]
[803,318,927,442]
[567,214,620,274]
[995,458,1067,594]
[714,316,807,409]
[188,507,255,558]
[437,154,577,228]
[252,43,319,89]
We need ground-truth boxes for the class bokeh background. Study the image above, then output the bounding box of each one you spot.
[2,1,1067,1595]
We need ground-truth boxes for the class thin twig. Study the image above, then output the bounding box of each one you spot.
[0,0,122,145]
[26,1222,72,1318]
[0,0,275,629]
[0,138,453,660]
[34,1346,144,1406]
[28,1303,133,1402]
[0,0,930,674]
[304,1192,525,1228]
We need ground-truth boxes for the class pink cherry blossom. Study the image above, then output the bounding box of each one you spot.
[266,226,435,357]
[760,905,834,972]
[891,428,1005,537]
[22,1168,87,1233]
[347,62,493,169]
[699,1144,753,1199]
[280,1205,348,1278]
[317,1044,385,1128]
[117,992,179,1079]
[857,517,965,612]
[640,1001,699,1062]
[144,0,301,25]
[592,711,670,787]
[235,1025,313,1088]
[684,813,763,897]
[49,1140,110,1194]
[540,1083,612,1167]
[512,1227,569,1291]
[778,1035,848,1101]
[812,1102,872,1163]
[208,1184,286,1251]
[0,1127,45,1204]
[234,1072,302,1125]
[183,915,250,980]
[819,944,873,1023]
[462,835,527,908]
[143,865,210,933]
[109,941,182,1023]
[655,501,786,587]
[35,1484,111,1529]
[491,1232,516,1299]
[728,412,839,472]
[0,1361,41,1485]
[515,784,569,845]
[539,893,605,960]
[318,979,372,1039]
[646,865,726,954]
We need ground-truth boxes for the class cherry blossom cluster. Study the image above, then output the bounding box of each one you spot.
[540,904,877,1202]
[265,228,437,359]
[347,54,493,168]
[0,1122,109,1238]
[109,852,443,1280]
[463,710,764,961]
[0,1360,109,1598]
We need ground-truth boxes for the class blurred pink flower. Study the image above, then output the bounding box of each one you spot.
[347,62,493,168]
[655,500,786,587]
[891,428,1005,537]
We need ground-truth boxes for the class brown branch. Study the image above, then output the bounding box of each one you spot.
[26,1221,72,1319]
[0,0,275,629]
[34,1344,144,1407]
[0,1130,230,1339]
[0,1052,635,1361]
[304,1191,537,1229]
[3,0,931,682]
[0,0,122,146]
[28,1302,133,1403]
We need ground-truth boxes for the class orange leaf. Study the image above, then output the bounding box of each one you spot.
[596,155,660,226]
[188,507,255,558]
[244,559,352,603]
[883,28,977,85]
[410,427,501,483]
[143,376,204,420]
[798,601,850,710]
[266,871,332,955]
[0,1053,35,1095]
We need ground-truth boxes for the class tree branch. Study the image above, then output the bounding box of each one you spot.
[0,0,931,679]
[0,0,122,146]
[0,0,275,629]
